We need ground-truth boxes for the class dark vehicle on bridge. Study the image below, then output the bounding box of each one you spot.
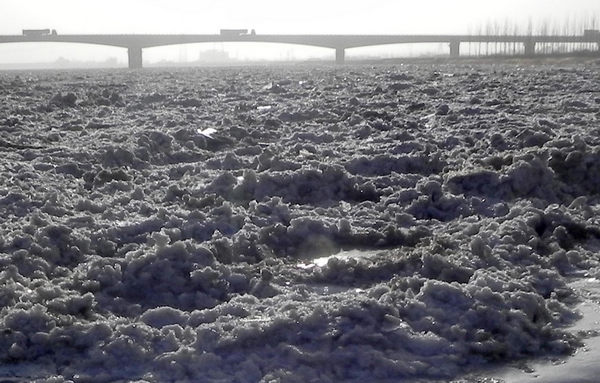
[22,29,55,36]
[220,29,249,37]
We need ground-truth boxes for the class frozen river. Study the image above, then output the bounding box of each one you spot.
[0,60,599,382]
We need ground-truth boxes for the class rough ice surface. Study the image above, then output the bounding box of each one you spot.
[0,62,600,382]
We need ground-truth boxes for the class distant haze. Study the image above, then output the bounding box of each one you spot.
[1,0,599,66]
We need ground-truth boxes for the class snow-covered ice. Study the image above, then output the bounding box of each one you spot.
[0,61,600,382]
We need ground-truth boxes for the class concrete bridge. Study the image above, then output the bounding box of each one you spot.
[1,33,599,68]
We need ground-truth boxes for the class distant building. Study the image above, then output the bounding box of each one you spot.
[196,49,235,64]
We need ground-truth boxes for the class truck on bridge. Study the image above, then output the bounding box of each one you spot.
[219,29,249,37]
[22,29,57,36]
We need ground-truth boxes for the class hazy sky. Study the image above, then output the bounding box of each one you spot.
[1,0,599,65]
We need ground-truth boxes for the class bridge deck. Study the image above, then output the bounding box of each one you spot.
[0,34,598,49]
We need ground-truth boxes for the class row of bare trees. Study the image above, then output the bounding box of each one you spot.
[464,15,600,56]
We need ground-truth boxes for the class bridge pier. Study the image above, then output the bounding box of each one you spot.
[335,48,345,65]
[449,41,460,57]
[128,47,143,69]
[524,41,536,56]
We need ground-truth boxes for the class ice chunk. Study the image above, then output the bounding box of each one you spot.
[140,307,188,328]
[308,249,382,267]
[197,127,217,138]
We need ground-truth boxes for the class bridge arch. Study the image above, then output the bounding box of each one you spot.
[143,41,334,65]
[0,41,127,68]
[345,42,454,59]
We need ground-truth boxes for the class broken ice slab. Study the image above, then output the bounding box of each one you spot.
[419,113,436,121]
[197,127,217,138]
[262,83,286,93]
[303,284,365,296]
[298,248,383,269]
